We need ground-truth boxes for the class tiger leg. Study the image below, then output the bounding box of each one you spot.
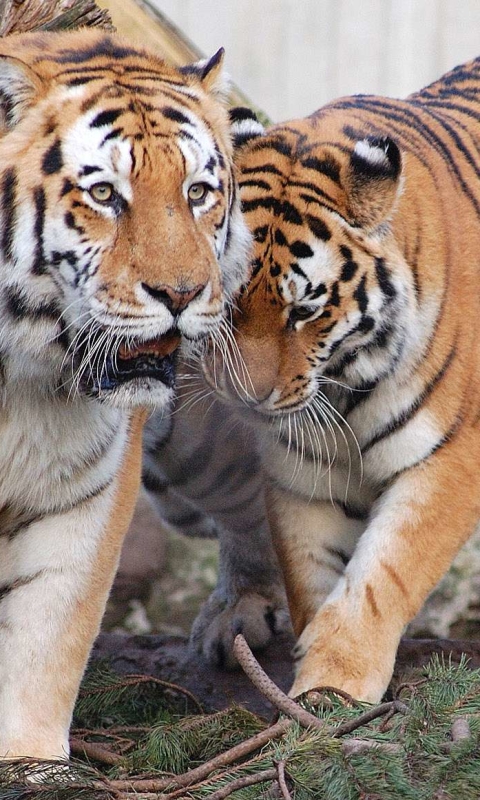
[284,436,480,703]
[0,412,144,760]
[266,486,366,636]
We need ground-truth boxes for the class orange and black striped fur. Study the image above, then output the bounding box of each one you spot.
[0,30,249,759]
[207,60,480,702]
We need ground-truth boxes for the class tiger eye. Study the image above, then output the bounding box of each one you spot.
[188,182,209,203]
[89,182,114,203]
[289,305,316,322]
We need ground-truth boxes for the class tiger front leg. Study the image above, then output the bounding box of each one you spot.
[0,414,143,760]
[281,439,480,703]
[266,487,366,637]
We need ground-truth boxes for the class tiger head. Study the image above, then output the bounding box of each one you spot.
[205,108,416,423]
[0,31,250,407]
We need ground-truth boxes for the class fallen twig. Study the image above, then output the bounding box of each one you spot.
[233,634,327,731]
[276,759,292,800]
[342,738,402,757]
[206,768,278,800]
[70,736,124,766]
[332,700,407,738]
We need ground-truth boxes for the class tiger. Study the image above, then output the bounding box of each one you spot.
[138,365,289,666]
[0,29,250,760]
[203,59,480,704]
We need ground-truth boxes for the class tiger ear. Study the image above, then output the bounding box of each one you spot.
[181,49,229,98]
[346,136,402,230]
[229,107,265,150]
[0,56,43,128]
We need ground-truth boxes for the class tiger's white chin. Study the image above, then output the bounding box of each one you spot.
[94,378,175,409]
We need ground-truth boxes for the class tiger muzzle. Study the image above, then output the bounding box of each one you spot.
[76,327,182,395]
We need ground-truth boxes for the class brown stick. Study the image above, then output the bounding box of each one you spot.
[206,768,278,800]
[332,700,407,738]
[233,634,327,732]
[70,736,124,766]
[276,759,293,800]
[342,738,402,757]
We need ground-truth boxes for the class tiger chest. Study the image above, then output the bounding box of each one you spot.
[0,387,128,517]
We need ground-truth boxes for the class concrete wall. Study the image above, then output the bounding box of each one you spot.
[152,0,480,121]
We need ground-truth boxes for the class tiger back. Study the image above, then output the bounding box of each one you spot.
[207,61,480,702]
[0,30,249,760]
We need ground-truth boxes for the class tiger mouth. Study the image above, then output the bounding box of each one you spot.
[77,329,182,394]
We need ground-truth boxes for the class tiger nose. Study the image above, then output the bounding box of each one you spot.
[141,282,205,314]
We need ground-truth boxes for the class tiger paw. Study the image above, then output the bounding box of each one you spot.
[190,589,291,669]
[289,606,398,704]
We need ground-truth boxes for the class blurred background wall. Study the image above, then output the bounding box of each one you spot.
[150,0,480,121]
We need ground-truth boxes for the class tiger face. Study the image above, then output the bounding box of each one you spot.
[0,31,249,408]
[206,112,415,428]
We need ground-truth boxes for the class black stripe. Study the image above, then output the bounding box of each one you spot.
[290,262,308,280]
[253,225,269,243]
[162,106,190,125]
[32,187,47,275]
[306,214,331,241]
[299,193,341,218]
[309,282,327,299]
[79,165,102,177]
[0,504,45,540]
[353,274,368,313]
[239,178,271,191]
[341,259,358,281]
[281,200,303,225]
[241,163,285,177]
[290,240,314,259]
[100,127,123,146]
[42,138,63,175]
[362,345,456,454]
[0,572,44,603]
[60,178,75,197]
[251,138,293,158]
[300,155,341,183]
[5,286,61,322]
[241,196,279,215]
[90,108,122,128]
[325,545,351,566]
[290,178,337,206]
[143,471,169,493]
[1,169,17,261]
[57,39,141,64]
[64,211,85,235]
[168,507,204,528]
[329,281,340,307]
[375,257,396,301]
[344,380,378,416]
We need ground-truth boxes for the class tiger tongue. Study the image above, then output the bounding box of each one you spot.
[119,332,181,361]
